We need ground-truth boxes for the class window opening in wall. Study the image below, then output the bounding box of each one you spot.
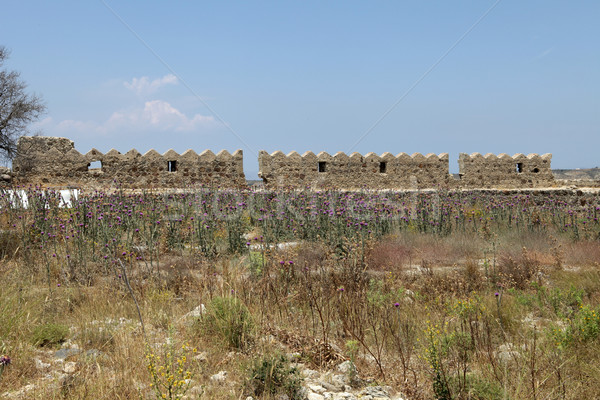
[516,163,523,173]
[379,161,387,173]
[532,167,540,173]
[88,161,102,170]
[318,161,327,173]
[168,160,177,172]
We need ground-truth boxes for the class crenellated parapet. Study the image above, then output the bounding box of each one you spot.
[258,150,450,189]
[458,153,554,188]
[12,136,245,188]
[10,136,560,189]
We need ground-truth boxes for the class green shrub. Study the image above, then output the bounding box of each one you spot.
[245,353,303,399]
[31,323,69,348]
[575,305,600,341]
[447,373,505,400]
[554,304,600,348]
[201,296,253,349]
[248,251,265,277]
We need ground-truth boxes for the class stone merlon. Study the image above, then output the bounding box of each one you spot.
[9,136,557,189]
[12,136,245,188]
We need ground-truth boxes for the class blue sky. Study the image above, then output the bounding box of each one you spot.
[1,1,598,176]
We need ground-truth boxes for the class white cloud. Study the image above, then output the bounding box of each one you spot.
[56,119,97,132]
[43,100,216,136]
[123,74,178,95]
[103,100,214,132]
[30,116,54,131]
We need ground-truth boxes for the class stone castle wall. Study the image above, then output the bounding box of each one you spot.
[458,153,554,188]
[12,136,245,188]
[8,136,559,189]
[259,151,556,189]
[258,150,450,189]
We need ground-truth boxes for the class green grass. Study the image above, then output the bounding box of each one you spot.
[31,323,69,348]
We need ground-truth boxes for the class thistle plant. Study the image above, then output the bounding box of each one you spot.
[3,187,600,279]
[0,354,11,383]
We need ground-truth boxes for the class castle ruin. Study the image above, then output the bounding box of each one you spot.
[258,150,554,189]
[11,136,246,188]
[6,136,559,189]
[457,152,554,188]
[258,150,450,189]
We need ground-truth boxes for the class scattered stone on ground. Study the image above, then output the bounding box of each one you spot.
[496,343,521,364]
[210,370,228,383]
[34,358,51,370]
[54,348,81,360]
[63,361,77,374]
[300,361,405,400]
[182,303,206,321]
[3,316,409,400]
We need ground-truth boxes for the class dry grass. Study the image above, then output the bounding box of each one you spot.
[2,222,600,399]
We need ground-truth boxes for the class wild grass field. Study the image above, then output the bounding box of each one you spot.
[1,187,600,399]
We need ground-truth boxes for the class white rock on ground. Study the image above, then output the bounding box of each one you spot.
[184,304,206,320]
[302,368,320,379]
[330,393,357,400]
[210,370,228,382]
[307,383,326,393]
[34,358,51,370]
[194,351,208,363]
[336,360,356,375]
[63,361,77,374]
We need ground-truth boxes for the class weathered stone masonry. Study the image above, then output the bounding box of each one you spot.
[12,136,245,188]
[258,151,555,189]
[458,153,554,188]
[258,150,450,189]
[8,136,558,189]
